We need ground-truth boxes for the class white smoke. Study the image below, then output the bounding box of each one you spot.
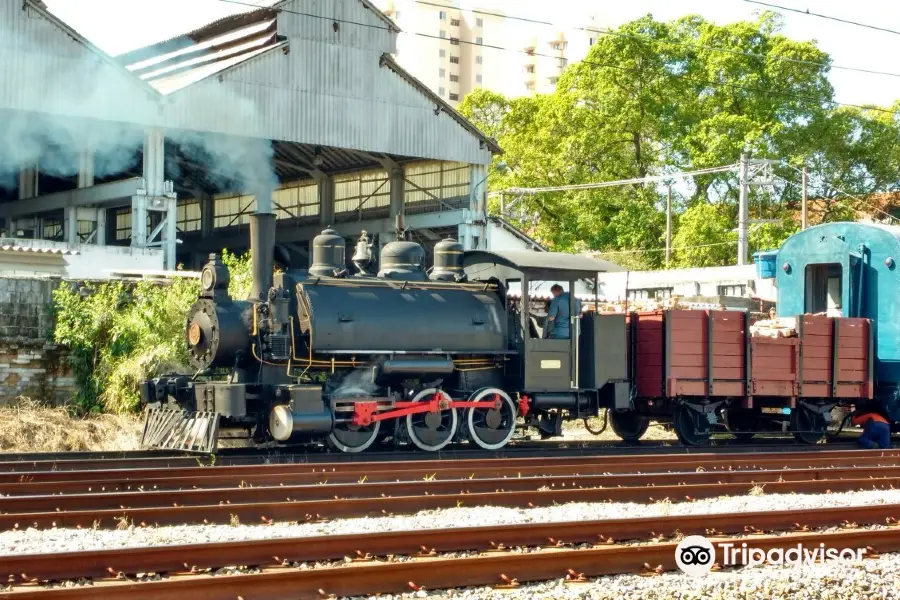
[0,3,278,199]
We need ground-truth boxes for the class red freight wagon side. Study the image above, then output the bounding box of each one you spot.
[628,310,873,404]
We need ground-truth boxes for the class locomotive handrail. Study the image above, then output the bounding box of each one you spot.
[301,277,499,293]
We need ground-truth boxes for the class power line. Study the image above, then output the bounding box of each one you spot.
[778,166,899,223]
[211,0,900,119]
[501,164,738,195]
[593,240,737,256]
[743,1,900,38]
[415,0,900,81]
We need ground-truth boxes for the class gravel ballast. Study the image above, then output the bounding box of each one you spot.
[3,487,900,555]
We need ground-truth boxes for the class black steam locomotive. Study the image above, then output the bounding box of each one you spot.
[140,212,627,453]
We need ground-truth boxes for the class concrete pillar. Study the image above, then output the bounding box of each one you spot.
[317,173,335,226]
[77,150,94,189]
[469,164,487,215]
[200,192,215,237]
[96,208,107,246]
[143,129,165,197]
[165,197,178,270]
[131,194,147,247]
[64,208,78,244]
[18,164,38,200]
[389,165,405,220]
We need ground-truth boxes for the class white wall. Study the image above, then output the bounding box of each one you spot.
[0,238,164,279]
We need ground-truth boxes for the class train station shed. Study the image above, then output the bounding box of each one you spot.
[0,0,500,273]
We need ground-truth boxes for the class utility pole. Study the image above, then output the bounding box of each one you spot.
[738,153,749,266]
[665,184,672,268]
[801,166,808,230]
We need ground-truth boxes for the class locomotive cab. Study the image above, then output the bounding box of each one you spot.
[463,250,629,437]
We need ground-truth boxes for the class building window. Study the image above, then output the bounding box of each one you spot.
[395,10,400,20]
[476,17,483,27]
[439,68,445,77]
[549,76,559,85]
[439,30,446,39]
[450,37,459,45]
[450,18,460,26]
[525,64,535,73]
[589,37,595,45]
[551,41,567,50]
[475,55,482,64]
[718,284,747,297]
[628,287,673,300]
[475,74,482,84]
[449,74,458,82]
[439,48,446,57]
[449,92,459,101]
[557,57,568,69]
[449,55,459,64]
[439,86,445,96]
[475,36,483,45]
[525,82,535,91]
[439,10,446,20]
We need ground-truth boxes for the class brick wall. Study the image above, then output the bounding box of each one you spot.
[0,277,74,406]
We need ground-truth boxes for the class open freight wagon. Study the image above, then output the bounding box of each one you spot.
[618,310,873,445]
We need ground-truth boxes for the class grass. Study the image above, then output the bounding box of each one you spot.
[0,398,142,453]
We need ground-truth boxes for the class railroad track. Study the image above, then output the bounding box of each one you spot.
[3,503,899,598]
[2,449,900,529]
[0,438,884,473]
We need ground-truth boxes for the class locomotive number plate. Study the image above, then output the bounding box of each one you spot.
[540,360,562,369]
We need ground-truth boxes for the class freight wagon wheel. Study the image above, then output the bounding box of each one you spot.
[406,388,459,452]
[790,404,827,445]
[327,387,381,453]
[466,388,517,450]
[609,410,650,442]
[672,404,712,446]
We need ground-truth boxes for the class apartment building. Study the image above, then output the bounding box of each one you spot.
[376,0,600,105]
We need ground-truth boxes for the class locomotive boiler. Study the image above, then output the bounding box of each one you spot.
[140,211,627,453]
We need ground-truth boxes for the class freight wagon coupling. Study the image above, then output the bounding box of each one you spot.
[140,213,624,453]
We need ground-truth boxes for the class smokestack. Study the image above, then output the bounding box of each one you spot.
[249,200,276,301]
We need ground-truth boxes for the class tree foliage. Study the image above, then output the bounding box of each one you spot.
[459,12,900,268]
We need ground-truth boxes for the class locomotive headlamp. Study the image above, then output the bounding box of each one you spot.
[200,267,215,291]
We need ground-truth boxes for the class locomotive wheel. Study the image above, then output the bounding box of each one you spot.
[327,387,381,453]
[609,410,650,442]
[791,404,827,445]
[673,404,712,446]
[406,388,458,452]
[726,410,757,442]
[466,388,517,450]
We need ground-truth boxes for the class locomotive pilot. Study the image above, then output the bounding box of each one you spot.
[545,284,581,339]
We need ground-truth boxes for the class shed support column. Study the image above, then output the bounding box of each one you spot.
[133,129,177,269]
[317,173,335,226]
[18,164,39,239]
[469,164,487,216]
[200,192,214,238]
[66,149,96,244]
[389,165,405,221]
[96,207,107,246]
[165,198,178,270]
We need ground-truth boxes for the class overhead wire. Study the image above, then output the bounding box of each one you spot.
[743,1,900,38]
[414,0,900,81]
[778,165,899,223]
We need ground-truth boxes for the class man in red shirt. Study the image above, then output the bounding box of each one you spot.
[852,409,891,449]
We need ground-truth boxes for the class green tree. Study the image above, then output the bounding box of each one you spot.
[459,12,900,268]
[671,202,736,267]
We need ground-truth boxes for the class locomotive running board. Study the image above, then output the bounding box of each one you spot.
[141,408,220,453]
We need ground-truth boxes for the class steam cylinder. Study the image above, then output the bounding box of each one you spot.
[430,238,465,281]
[309,228,346,277]
[378,240,427,281]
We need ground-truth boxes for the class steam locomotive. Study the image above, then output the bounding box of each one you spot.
[140,212,627,453]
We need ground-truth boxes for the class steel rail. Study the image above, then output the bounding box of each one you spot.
[4,459,900,496]
[4,525,900,598]
[3,464,900,514]
[2,475,898,530]
[2,502,898,584]
[2,448,898,484]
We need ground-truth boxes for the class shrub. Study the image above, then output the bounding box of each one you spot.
[52,251,251,415]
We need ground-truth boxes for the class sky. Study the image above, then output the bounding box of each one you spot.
[44,0,900,108]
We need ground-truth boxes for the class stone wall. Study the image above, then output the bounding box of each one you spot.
[0,277,74,406]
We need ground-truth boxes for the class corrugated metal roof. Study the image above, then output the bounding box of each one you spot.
[0,244,79,255]
[464,250,622,275]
